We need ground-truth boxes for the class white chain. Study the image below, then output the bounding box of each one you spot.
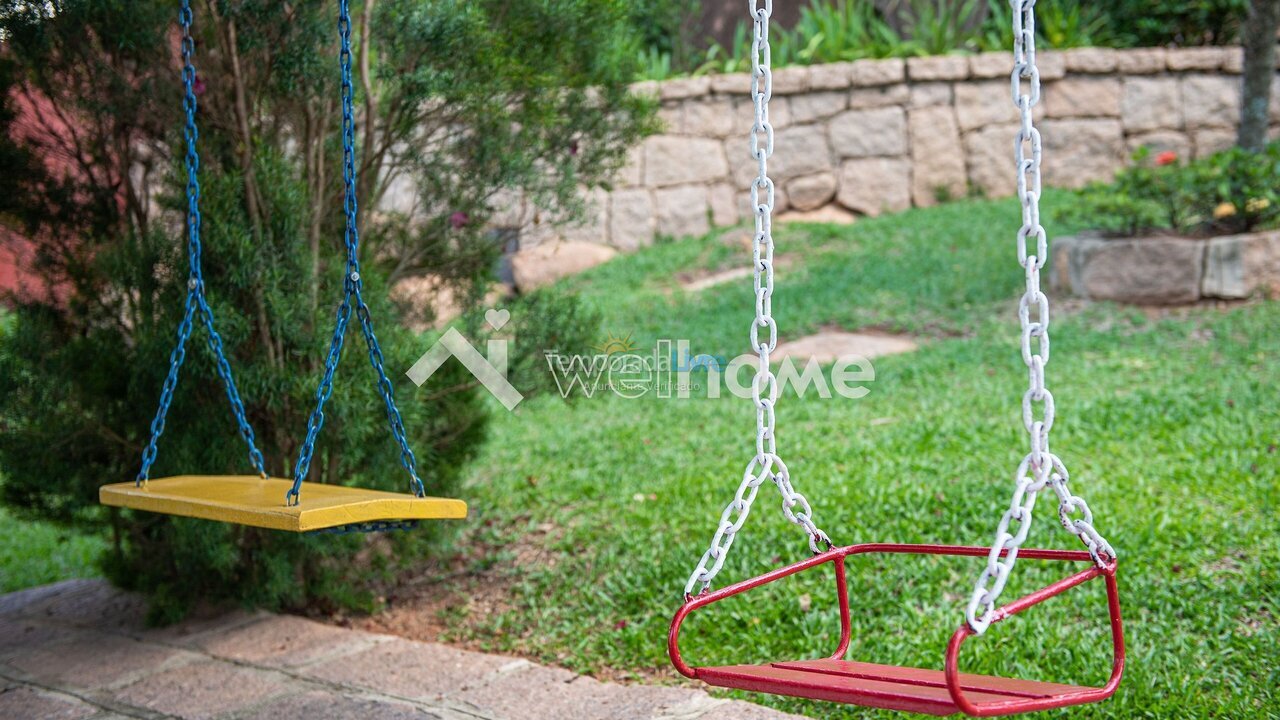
[964,0,1115,635]
[683,0,831,598]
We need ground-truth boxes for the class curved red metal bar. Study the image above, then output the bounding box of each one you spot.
[668,543,1124,717]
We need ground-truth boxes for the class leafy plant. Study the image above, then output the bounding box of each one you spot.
[1060,144,1280,237]
[1034,0,1115,49]
[693,25,755,75]
[786,0,903,63]
[628,0,704,75]
[1105,0,1248,47]
[631,0,1256,82]
[895,0,987,56]
[637,44,676,82]
[975,0,1013,51]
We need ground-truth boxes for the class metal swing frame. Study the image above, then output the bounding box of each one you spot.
[671,1,1125,715]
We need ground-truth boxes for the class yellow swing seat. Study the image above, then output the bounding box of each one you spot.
[100,476,467,532]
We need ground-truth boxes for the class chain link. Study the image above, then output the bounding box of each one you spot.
[288,0,426,507]
[964,0,1115,635]
[684,0,831,598]
[137,0,268,485]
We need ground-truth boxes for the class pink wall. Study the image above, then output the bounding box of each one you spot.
[2,89,82,305]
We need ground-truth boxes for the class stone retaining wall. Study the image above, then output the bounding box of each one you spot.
[496,47,1276,255]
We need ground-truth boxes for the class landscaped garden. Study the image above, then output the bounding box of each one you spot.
[1,1,1278,718]
[4,193,1277,717]
[364,192,1277,719]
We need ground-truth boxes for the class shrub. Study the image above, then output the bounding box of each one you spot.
[1059,144,1280,238]
[633,0,1252,81]
[1105,0,1248,47]
[0,0,643,620]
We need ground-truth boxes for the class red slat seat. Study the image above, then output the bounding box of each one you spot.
[697,659,1097,716]
[669,544,1125,717]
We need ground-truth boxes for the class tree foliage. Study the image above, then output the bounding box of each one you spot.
[1104,0,1249,47]
[0,0,649,619]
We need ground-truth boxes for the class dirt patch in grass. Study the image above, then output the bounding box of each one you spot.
[676,256,796,293]
[319,520,678,685]
[330,521,557,651]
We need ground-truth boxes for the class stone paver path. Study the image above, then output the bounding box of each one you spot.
[773,331,918,364]
[0,580,810,720]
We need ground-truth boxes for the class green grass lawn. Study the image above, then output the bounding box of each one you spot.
[441,193,1279,719]
[0,506,105,593]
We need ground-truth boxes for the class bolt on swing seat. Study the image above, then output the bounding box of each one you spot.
[105,0,467,534]
[670,544,1124,717]
[100,477,467,532]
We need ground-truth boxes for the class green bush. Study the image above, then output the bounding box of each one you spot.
[1059,144,1280,237]
[633,0,1250,81]
[630,0,703,78]
[638,0,1112,81]
[0,0,641,620]
[1106,0,1248,47]
[1033,0,1116,49]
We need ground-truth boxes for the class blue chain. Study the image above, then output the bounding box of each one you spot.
[136,1,268,485]
[287,0,425,507]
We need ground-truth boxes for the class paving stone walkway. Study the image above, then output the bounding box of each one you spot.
[0,580,810,720]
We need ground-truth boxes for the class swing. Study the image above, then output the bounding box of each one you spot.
[668,1,1124,716]
[100,0,467,533]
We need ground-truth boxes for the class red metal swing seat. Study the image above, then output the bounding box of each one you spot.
[669,544,1124,717]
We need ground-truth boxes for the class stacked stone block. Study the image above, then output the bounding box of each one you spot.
[494,47,1274,253]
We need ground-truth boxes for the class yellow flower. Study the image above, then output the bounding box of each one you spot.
[1245,197,1271,213]
[1214,202,1238,219]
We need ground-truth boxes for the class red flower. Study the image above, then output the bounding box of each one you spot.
[449,211,469,229]
[1154,151,1178,166]
[193,76,206,96]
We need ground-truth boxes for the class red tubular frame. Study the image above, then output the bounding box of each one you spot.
[668,543,1124,717]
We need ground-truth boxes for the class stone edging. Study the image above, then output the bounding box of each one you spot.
[1051,230,1280,304]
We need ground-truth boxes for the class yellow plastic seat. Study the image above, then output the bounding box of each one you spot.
[100,476,467,532]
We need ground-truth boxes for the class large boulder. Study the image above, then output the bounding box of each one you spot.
[1203,231,1280,299]
[829,107,908,158]
[963,123,1019,197]
[786,172,838,211]
[391,275,511,332]
[1182,74,1241,129]
[836,158,911,216]
[607,189,655,252]
[642,136,729,187]
[1053,235,1204,305]
[1041,119,1125,188]
[1056,231,1280,304]
[909,106,966,206]
[1121,78,1183,132]
[511,241,617,292]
